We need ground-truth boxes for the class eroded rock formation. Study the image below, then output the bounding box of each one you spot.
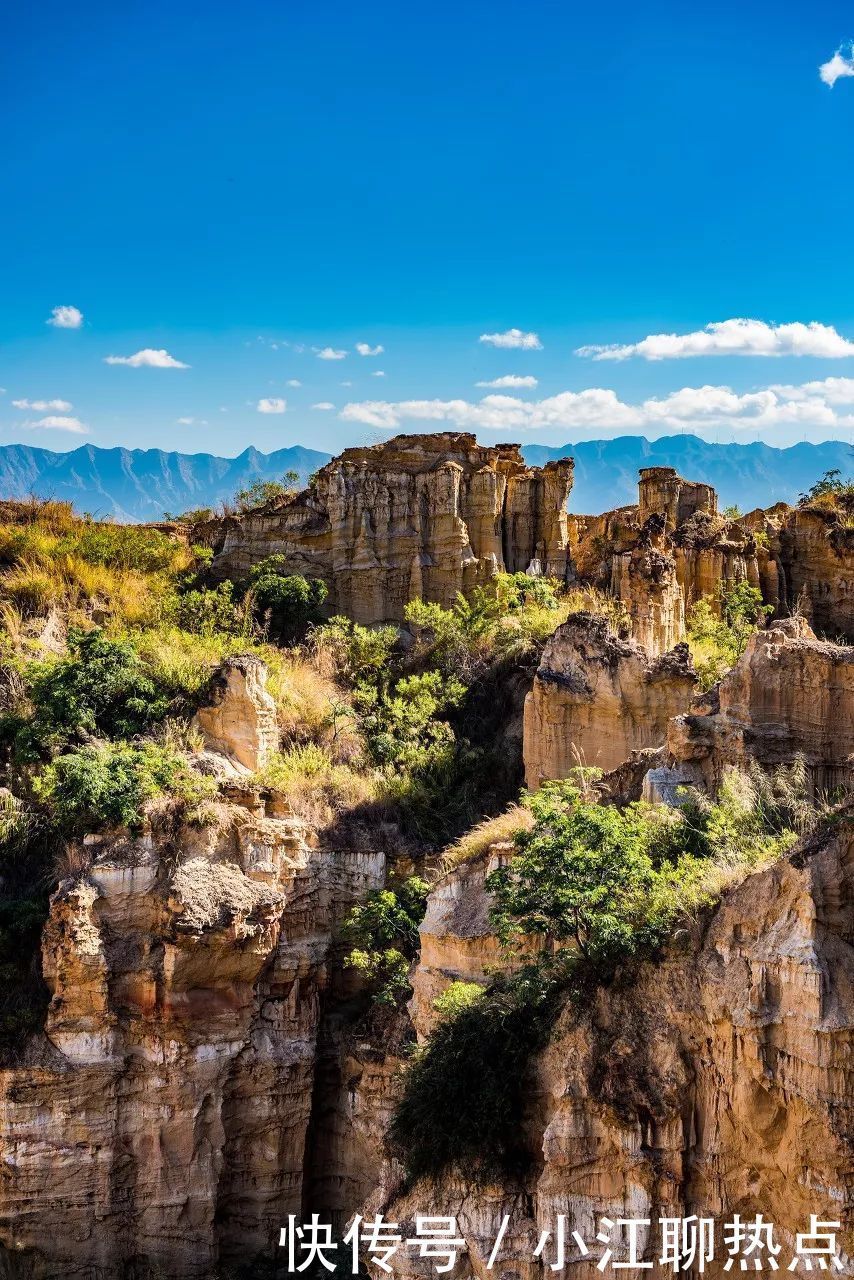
[368,815,854,1276]
[205,433,574,624]
[656,617,854,799]
[523,613,696,787]
[0,802,384,1278]
[192,653,279,773]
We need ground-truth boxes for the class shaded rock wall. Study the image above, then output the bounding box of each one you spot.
[662,616,854,798]
[0,805,384,1279]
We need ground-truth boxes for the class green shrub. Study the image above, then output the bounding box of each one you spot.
[799,469,854,505]
[19,627,170,756]
[34,742,215,834]
[235,471,300,513]
[172,581,246,636]
[390,962,565,1182]
[341,876,429,1005]
[432,980,485,1021]
[247,560,328,637]
[393,769,804,1183]
[687,579,772,689]
[56,523,181,574]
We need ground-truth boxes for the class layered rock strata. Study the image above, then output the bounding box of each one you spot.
[659,616,854,798]
[523,613,696,787]
[205,433,574,624]
[369,816,854,1277]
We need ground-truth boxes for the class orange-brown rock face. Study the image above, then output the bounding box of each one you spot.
[368,819,854,1277]
[638,465,717,530]
[523,613,696,787]
[0,807,385,1279]
[206,433,574,624]
[661,617,854,797]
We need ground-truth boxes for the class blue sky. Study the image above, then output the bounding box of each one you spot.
[3,0,854,455]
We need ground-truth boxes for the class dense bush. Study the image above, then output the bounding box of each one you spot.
[393,769,803,1183]
[247,559,328,637]
[235,471,300,513]
[19,627,170,757]
[390,962,565,1182]
[34,741,215,834]
[171,581,247,636]
[687,579,772,689]
[341,876,429,1004]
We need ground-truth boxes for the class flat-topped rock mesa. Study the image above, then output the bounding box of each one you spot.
[206,432,574,624]
[523,612,697,787]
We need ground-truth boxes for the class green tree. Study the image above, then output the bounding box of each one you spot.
[235,471,301,513]
[341,876,429,1004]
[20,628,169,756]
[247,559,328,637]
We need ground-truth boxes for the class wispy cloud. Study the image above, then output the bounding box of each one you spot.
[286,379,302,387]
[315,346,347,360]
[819,42,854,87]
[371,370,386,377]
[177,416,208,425]
[355,342,384,356]
[47,305,83,329]
[256,397,287,414]
[25,415,88,433]
[105,348,190,368]
[479,328,542,350]
[577,318,854,361]
[12,398,72,411]
[311,402,335,411]
[475,374,538,389]
[339,375,854,437]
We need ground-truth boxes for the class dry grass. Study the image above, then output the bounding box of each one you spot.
[255,744,377,827]
[0,507,194,629]
[440,803,534,874]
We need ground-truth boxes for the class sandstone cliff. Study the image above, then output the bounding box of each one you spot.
[369,814,854,1277]
[650,616,854,801]
[523,613,696,787]
[206,433,574,625]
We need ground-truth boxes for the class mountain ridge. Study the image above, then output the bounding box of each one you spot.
[0,436,849,520]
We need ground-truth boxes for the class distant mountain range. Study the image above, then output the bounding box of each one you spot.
[0,437,850,521]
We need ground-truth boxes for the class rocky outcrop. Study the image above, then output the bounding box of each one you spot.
[192,654,279,773]
[663,617,854,797]
[368,815,854,1277]
[205,433,574,624]
[523,613,696,787]
[0,803,384,1278]
[638,465,717,530]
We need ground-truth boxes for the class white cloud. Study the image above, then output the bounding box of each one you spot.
[479,328,542,350]
[371,370,386,377]
[176,416,207,425]
[12,398,72,411]
[256,398,287,414]
[26,415,88,433]
[286,379,302,387]
[339,375,854,438]
[312,402,335,411]
[355,342,384,356]
[105,348,190,368]
[820,43,854,87]
[47,305,83,329]
[315,346,347,360]
[340,380,352,387]
[577,318,854,361]
[475,374,538,389]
